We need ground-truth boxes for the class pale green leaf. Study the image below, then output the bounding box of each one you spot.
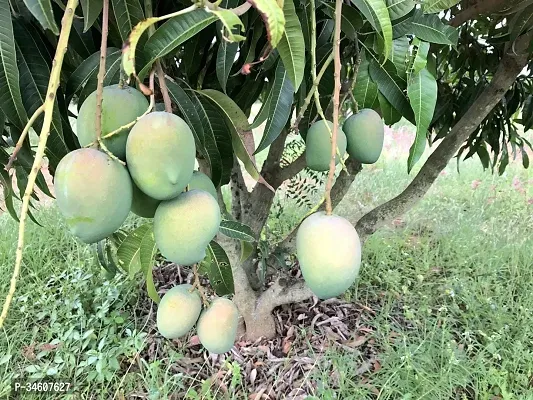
[390,37,409,81]
[277,0,305,91]
[23,0,59,35]
[0,0,28,131]
[209,9,246,42]
[248,0,286,47]
[206,241,234,296]
[145,264,160,303]
[407,38,430,77]
[80,0,103,32]
[255,62,294,154]
[117,224,157,277]
[219,220,256,242]
[393,10,458,45]
[407,68,437,172]
[111,0,145,43]
[386,0,415,20]
[422,0,460,14]
[351,0,393,59]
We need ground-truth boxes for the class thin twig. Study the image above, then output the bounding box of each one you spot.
[190,264,209,307]
[95,0,110,144]
[156,61,172,113]
[324,0,343,215]
[5,105,45,171]
[291,52,333,131]
[0,0,79,329]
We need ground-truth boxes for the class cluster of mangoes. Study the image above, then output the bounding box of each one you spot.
[54,85,239,352]
[297,109,385,300]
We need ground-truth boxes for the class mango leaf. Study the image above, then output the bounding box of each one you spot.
[139,10,217,78]
[117,223,158,279]
[13,20,69,166]
[390,37,409,81]
[422,0,460,13]
[407,38,430,76]
[209,9,246,41]
[378,92,401,125]
[250,83,273,129]
[386,0,415,20]
[369,57,414,121]
[111,0,145,43]
[65,48,120,100]
[23,0,59,35]
[241,240,254,262]
[393,10,458,45]
[351,0,393,59]
[198,89,274,191]
[407,67,437,172]
[219,220,256,242]
[247,0,285,48]
[205,241,234,296]
[322,2,363,40]
[277,0,305,91]
[166,79,224,186]
[145,264,160,303]
[80,0,103,32]
[216,41,239,93]
[353,51,379,109]
[0,169,19,222]
[509,4,533,42]
[255,62,294,154]
[0,0,28,131]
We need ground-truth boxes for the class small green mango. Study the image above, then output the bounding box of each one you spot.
[187,171,217,199]
[343,109,385,164]
[154,190,221,265]
[305,120,347,171]
[156,284,202,339]
[54,148,132,243]
[197,298,239,354]
[296,212,361,299]
[126,111,196,200]
[131,182,161,218]
[76,85,148,160]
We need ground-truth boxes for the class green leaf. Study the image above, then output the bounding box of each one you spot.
[140,10,217,77]
[390,37,409,81]
[219,220,256,242]
[111,0,145,43]
[407,68,437,173]
[353,51,379,109]
[386,0,415,20]
[378,92,401,125]
[509,4,533,42]
[0,169,20,222]
[351,0,393,59]
[209,9,246,42]
[250,83,273,129]
[322,2,364,40]
[393,10,458,45]
[0,0,28,131]
[240,240,254,262]
[65,48,120,100]
[216,41,238,93]
[369,57,414,121]
[247,0,286,48]
[166,79,224,187]
[407,38,430,77]
[80,0,103,32]
[206,241,234,296]
[145,264,160,303]
[23,0,59,35]
[277,0,305,91]
[422,0,460,14]
[255,62,294,154]
[198,89,274,191]
[13,20,68,165]
[117,223,157,278]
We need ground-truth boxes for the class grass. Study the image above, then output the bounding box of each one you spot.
[1,147,532,398]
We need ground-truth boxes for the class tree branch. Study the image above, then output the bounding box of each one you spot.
[95,0,109,142]
[355,33,532,243]
[256,276,314,312]
[450,0,507,27]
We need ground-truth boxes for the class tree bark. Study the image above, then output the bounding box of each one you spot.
[355,34,531,243]
[450,0,518,27]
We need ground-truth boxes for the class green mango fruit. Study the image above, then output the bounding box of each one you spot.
[156,284,202,339]
[343,109,385,164]
[197,298,239,354]
[305,120,347,171]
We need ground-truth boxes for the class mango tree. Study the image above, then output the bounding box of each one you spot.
[0,0,532,343]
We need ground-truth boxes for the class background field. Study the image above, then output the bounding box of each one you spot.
[0,126,532,399]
